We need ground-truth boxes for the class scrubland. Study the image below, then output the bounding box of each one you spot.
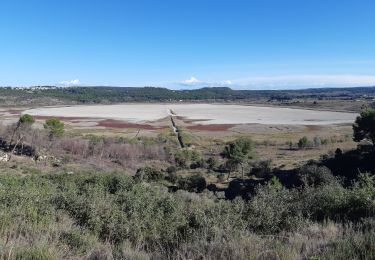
[0,165,374,259]
[0,103,373,259]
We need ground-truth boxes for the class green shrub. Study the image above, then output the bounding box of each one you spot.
[19,114,35,125]
[115,184,187,245]
[301,176,375,222]
[134,167,164,182]
[44,118,65,139]
[166,165,177,174]
[298,136,311,149]
[245,178,307,233]
[174,149,202,168]
[301,183,347,221]
[206,157,218,170]
[166,172,178,184]
[178,174,207,192]
[297,165,336,187]
[251,160,273,178]
[174,150,189,167]
[190,158,206,169]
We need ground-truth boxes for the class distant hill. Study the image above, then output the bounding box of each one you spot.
[0,85,374,105]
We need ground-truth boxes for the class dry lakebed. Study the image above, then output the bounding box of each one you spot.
[23,104,357,126]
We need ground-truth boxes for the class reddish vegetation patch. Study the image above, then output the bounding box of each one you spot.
[6,109,25,115]
[97,119,166,130]
[187,124,236,131]
[32,116,166,130]
[33,115,90,121]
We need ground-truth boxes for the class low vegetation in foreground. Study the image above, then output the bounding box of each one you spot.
[0,171,374,259]
[0,110,373,259]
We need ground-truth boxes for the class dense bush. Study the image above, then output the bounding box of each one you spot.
[245,177,307,233]
[206,157,218,171]
[177,174,207,192]
[134,166,164,182]
[298,136,312,149]
[300,175,375,222]
[174,149,202,168]
[166,165,177,174]
[297,165,336,187]
[353,108,375,146]
[251,159,273,178]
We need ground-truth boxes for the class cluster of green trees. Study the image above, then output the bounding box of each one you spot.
[12,114,65,141]
[353,108,375,147]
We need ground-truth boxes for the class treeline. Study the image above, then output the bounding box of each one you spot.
[0,85,375,104]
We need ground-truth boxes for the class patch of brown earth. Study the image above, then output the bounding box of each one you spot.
[175,116,210,124]
[187,124,236,131]
[175,116,189,122]
[305,125,323,131]
[97,119,166,130]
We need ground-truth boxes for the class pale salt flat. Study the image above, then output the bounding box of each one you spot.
[24,104,357,125]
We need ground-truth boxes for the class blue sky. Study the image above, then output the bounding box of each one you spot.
[1,0,375,89]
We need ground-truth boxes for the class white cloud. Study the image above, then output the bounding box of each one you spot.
[58,79,81,86]
[178,77,233,88]
[222,80,232,85]
[231,74,375,89]
[166,74,375,90]
[182,76,201,85]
